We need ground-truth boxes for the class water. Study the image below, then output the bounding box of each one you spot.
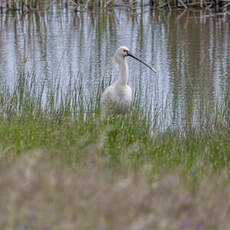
[0,7,230,128]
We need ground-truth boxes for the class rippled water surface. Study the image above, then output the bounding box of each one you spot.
[0,7,230,127]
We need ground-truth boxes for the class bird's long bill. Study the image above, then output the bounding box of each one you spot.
[127,53,157,73]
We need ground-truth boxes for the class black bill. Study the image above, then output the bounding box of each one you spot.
[127,53,157,73]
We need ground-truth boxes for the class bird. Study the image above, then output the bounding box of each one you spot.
[100,46,157,119]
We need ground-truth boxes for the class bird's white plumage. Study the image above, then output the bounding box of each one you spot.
[100,46,132,119]
[100,46,157,119]
[101,81,132,115]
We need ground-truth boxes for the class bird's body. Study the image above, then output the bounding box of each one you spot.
[101,47,131,118]
[101,80,132,115]
[100,46,157,119]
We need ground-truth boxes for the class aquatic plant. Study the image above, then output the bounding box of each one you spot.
[0,69,229,168]
[1,0,229,12]
[0,66,229,230]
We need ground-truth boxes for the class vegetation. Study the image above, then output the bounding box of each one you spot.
[0,70,229,168]
[1,0,230,12]
[0,1,229,228]
[0,70,230,229]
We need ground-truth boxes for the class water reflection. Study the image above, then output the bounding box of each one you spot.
[0,8,229,128]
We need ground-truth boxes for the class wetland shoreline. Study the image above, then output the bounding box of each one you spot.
[0,0,230,13]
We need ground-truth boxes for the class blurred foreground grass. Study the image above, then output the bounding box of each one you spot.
[0,71,230,229]
[0,151,230,230]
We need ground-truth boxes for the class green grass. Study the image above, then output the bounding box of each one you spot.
[0,70,230,169]
[0,70,230,229]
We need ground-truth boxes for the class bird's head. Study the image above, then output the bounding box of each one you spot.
[113,46,157,73]
[114,46,129,65]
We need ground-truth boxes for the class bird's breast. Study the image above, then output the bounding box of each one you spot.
[114,84,131,100]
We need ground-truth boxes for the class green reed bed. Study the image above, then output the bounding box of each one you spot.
[0,70,229,173]
[0,71,230,229]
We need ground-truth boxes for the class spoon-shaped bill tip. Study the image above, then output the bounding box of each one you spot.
[151,67,157,73]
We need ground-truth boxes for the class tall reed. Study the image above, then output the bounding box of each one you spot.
[0,68,229,171]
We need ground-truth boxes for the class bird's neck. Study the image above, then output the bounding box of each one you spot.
[118,58,129,85]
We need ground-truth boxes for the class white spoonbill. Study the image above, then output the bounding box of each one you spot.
[100,46,157,119]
